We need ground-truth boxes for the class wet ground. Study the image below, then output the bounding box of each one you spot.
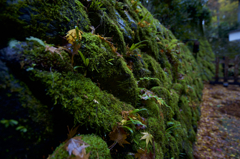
[193,84,240,159]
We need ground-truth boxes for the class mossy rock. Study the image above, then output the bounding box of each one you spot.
[49,134,111,159]
[0,0,209,158]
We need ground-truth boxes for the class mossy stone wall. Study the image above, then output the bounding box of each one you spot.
[0,0,214,158]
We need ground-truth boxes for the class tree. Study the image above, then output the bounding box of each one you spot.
[140,0,212,39]
[205,0,240,57]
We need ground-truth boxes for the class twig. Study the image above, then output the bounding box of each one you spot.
[108,141,117,150]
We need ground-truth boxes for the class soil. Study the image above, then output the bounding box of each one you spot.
[193,84,240,159]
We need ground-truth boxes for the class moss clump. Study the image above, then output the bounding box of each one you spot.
[195,38,215,81]
[49,134,111,159]
[1,0,91,45]
[0,59,54,158]
[142,54,170,88]
[1,0,210,158]
[147,117,165,144]
[74,32,138,106]
[30,69,133,132]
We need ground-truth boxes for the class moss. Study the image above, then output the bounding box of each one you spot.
[172,83,183,95]
[0,60,54,157]
[150,86,175,120]
[49,134,111,159]
[165,134,179,159]
[141,99,160,118]
[1,0,210,158]
[155,142,164,159]
[195,38,215,81]
[70,32,136,106]
[2,0,91,45]
[147,117,165,143]
[30,69,133,132]
[142,54,170,88]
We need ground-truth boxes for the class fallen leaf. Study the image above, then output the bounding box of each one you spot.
[140,132,153,148]
[66,136,90,159]
[135,148,154,159]
[109,126,130,147]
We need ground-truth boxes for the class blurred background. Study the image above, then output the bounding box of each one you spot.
[139,0,240,58]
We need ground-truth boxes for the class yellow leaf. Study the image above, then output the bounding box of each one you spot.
[140,132,153,148]
[65,29,83,44]
[230,154,235,157]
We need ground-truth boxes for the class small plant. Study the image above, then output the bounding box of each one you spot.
[0,119,27,132]
[139,88,174,114]
[126,40,148,57]
[137,77,161,85]
[138,12,152,28]
[89,0,106,12]
[157,29,183,54]
[0,119,18,128]
[131,0,141,10]
[74,50,90,76]
[65,26,83,65]
[108,108,148,150]
[166,121,181,134]
[120,108,148,133]
[129,40,148,52]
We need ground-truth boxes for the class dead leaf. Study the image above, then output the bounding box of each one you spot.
[109,126,130,147]
[66,125,80,141]
[135,148,154,159]
[65,136,90,159]
[45,45,64,60]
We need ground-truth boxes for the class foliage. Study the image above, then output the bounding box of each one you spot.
[140,0,212,38]
[89,0,106,12]
[166,121,181,134]
[108,108,147,150]
[206,0,240,57]
[0,119,18,128]
[157,37,183,54]
[135,148,154,159]
[140,132,153,148]
[65,27,83,65]
[139,88,174,114]
[129,40,148,52]
[0,119,27,132]
[26,36,45,47]
[77,50,90,76]
[108,126,130,149]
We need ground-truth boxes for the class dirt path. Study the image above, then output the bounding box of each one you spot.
[193,84,240,159]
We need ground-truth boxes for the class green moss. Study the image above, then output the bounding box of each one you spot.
[155,142,164,159]
[147,117,165,143]
[141,99,160,118]
[142,54,170,88]
[195,38,215,81]
[1,0,210,158]
[172,83,183,95]
[0,60,54,157]
[2,0,91,44]
[150,86,175,120]
[74,32,138,106]
[30,70,133,132]
[49,134,111,159]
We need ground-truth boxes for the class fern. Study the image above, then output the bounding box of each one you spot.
[129,40,148,51]
[26,36,45,47]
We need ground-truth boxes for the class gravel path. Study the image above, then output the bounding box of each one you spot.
[193,84,240,159]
